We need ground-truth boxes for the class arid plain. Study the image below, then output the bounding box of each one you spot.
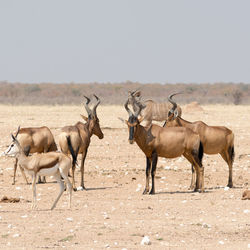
[0,104,249,249]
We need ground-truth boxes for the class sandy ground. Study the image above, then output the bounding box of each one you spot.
[0,104,249,250]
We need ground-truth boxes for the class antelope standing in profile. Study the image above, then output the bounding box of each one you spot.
[164,93,235,188]
[4,127,75,210]
[122,99,204,194]
[128,90,182,127]
[2,126,58,185]
[59,95,104,191]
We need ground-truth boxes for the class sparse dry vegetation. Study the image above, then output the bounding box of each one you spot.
[0,82,250,105]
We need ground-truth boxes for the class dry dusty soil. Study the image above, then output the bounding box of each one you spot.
[0,104,249,250]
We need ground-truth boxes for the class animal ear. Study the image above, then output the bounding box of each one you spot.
[11,134,16,141]
[138,116,144,123]
[80,114,88,121]
[135,91,141,97]
[118,117,127,124]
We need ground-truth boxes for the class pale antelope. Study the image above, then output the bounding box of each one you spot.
[59,95,104,191]
[128,90,182,127]
[164,93,235,188]
[4,127,75,210]
[122,99,204,194]
[2,126,58,185]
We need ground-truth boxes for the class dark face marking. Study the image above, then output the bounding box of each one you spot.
[127,115,138,144]
[6,143,15,154]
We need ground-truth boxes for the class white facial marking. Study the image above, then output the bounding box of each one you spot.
[4,143,19,157]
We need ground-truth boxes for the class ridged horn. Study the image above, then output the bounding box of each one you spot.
[92,94,100,116]
[168,92,182,113]
[124,99,133,117]
[83,96,92,116]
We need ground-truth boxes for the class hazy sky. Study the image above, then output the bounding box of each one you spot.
[0,0,249,84]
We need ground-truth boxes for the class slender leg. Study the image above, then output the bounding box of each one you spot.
[200,166,205,192]
[37,175,46,184]
[189,165,196,190]
[190,148,204,192]
[80,150,88,190]
[149,151,158,195]
[12,158,18,185]
[183,153,200,192]
[19,165,29,185]
[220,151,233,188]
[19,146,30,185]
[51,171,65,210]
[70,147,79,190]
[143,157,152,194]
[71,161,77,191]
[13,159,29,185]
[31,173,37,210]
[60,169,73,209]
[194,164,201,192]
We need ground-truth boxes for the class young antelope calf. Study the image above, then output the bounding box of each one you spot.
[5,128,75,210]
[123,100,204,194]
[2,126,58,185]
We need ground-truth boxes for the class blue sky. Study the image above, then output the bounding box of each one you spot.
[0,0,249,83]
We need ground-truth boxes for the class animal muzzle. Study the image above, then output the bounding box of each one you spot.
[98,133,104,139]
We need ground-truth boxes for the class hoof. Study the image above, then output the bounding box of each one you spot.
[76,186,86,191]
[227,183,233,188]
[142,189,148,195]
[149,190,155,195]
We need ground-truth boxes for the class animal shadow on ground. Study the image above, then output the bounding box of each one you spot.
[157,190,213,195]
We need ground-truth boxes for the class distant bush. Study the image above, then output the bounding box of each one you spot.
[25,85,41,93]
[232,90,243,105]
[0,82,249,105]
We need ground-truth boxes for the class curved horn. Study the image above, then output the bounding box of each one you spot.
[92,94,100,116]
[15,126,21,138]
[83,96,92,116]
[129,89,140,97]
[168,92,182,113]
[124,99,133,117]
[133,100,144,118]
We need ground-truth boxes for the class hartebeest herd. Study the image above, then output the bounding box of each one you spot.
[1,90,246,210]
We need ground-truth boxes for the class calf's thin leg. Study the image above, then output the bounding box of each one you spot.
[31,173,37,210]
[51,171,65,210]
[60,169,73,209]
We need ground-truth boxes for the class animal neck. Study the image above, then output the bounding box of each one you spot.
[76,121,90,136]
[16,152,31,170]
[176,117,191,127]
[133,124,149,153]
[85,120,95,137]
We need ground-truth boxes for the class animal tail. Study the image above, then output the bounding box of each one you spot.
[198,141,204,167]
[66,136,77,166]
